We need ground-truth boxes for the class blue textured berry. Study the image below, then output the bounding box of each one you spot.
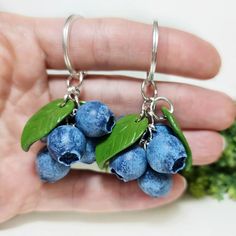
[138,167,173,197]
[47,125,86,166]
[75,101,115,137]
[109,145,147,182]
[80,139,96,164]
[153,123,173,136]
[147,133,187,174]
[36,147,70,183]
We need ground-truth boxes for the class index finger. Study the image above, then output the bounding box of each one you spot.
[33,17,221,79]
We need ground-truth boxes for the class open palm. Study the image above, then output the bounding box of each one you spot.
[0,13,235,223]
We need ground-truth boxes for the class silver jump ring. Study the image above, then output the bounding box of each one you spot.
[156,96,174,114]
[147,20,159,81]
[63,15,83,75]
[141,79,158,101]
[149,96,174,121]
[66,71,85,89]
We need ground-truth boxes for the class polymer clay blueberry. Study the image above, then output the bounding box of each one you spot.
[147,133,187,174]
[47,125,86,166]
[80,138,96,164]
[153,123,174,136]
[75,101,115,137]
[137,167,173,197]
[109,145,147,182]
[36,147,70,183]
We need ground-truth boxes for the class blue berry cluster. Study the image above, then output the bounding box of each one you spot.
[35,100,186,199]
[36,101,115,183]
[109,123,187,197]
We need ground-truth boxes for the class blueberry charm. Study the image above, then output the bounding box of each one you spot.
[94,21,192,198]
[80,138,96,164]
[147,133,187,174]
[47,125,86,166]
[75,101,115,137]
[153,123,174,136]
[138,167,173,197]
[36,147,70,183]
[20,15,119,184]
[109,145,147,182]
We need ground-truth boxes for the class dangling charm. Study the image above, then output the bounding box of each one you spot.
[21,15,115,183]
[96,21,192,197]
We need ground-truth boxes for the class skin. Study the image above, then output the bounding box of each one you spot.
[0,12,235,223]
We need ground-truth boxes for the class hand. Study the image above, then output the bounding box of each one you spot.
[0,13,235,223]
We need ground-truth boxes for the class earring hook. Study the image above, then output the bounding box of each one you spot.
[62,15,85,107]
[140,20,173,115]
[141,20,159,101]
[63,14,83,75]
[147,20,159,81]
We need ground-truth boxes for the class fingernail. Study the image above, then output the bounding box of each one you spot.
[221,135,227,151]
[182,176,187,191]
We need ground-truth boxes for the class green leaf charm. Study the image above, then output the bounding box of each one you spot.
[96,114,148,169]
[21,99,75,152]
[161,106,192,171]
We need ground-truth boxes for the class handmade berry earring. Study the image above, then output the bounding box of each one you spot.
[21,15,115,182]
[95,21,192,197]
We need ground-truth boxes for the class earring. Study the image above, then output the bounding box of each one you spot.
[96,21,192,197]
[21,15,116,183]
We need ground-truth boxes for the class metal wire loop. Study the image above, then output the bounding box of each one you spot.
[62,15,85,107]
[150,96,174,121]
[141,79,158,101]
[147,20,159,81]
[66,71,85,89]
[139,20,175,147]
[156,96,174,114]
[63,15,83,75]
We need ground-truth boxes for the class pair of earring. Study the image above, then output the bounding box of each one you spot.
[21,15,192,198]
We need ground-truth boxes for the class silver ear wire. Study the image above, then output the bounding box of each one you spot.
[63,15,80,75]
[141,20,159,101]
[148,20,159,81]
[139,21,175,148]
[62,15,85,107]
[140,20,174,122]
